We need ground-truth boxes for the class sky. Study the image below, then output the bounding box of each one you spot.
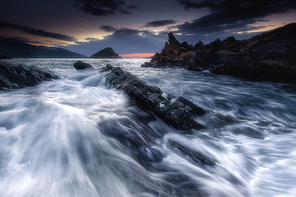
[0,0,296,58]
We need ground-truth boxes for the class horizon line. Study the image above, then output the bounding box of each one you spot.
[120,53,155,58]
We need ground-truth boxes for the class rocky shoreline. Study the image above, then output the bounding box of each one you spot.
[0,61,58,89]
[142,23,296,84]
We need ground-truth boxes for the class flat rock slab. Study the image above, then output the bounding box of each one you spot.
[100,64,206,130]
[0,62,58,89]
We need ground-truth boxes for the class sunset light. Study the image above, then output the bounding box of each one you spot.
[120,53,155,58]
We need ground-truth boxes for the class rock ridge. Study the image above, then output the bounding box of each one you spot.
[100,64,206,130]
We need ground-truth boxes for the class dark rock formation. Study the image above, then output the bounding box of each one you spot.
[90,47,122,59]
[0,55,12,59]
[142,23,296,84]
[0,62,58,89]
[100,64,206,130]
[73,61,93,70]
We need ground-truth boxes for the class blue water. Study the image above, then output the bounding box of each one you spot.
[0,58,296,197]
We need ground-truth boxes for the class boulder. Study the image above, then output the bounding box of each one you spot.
[100,64,206,130]
[0,62,58,89]
[73,61,93,70]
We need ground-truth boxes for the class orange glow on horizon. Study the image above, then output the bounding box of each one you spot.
[120,53,155,58]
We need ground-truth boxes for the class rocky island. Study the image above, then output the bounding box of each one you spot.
[142,23,296,84]
[90,47,122,59]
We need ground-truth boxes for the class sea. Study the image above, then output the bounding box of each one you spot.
[0,58,296,197]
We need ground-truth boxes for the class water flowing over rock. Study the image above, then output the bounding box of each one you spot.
[142,23,296,84]
[100,64,206,130]
[90,47,122,59]
[0,61,58,89]
[73,61,93,70]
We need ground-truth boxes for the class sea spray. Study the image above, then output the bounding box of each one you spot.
[0,58,295,197]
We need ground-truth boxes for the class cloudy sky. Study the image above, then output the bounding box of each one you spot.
[1,0,296,57]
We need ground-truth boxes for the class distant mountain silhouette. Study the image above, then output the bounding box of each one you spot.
[0,37,86,58]
[90,47,122,58]
[0,54,12,59]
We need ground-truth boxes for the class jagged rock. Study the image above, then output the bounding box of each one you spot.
[0,55,12,59]
[187,44,194,51]
[178,47,186,53]
[100,64,206,130]
[181,41,189,48]
[73,61,93,70]
[0,62,58,89]
[141,23,296,84]
[223,36,237,43]
[205,39,225,53]
[90,47,122,59]
[168,32,181,51]
[194,41,204,50]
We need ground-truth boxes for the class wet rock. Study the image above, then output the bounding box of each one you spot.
[100,64,206,130]
[73,61,93,70]
[169,140,215,166]
[0,62,58,89]
[98,117,163,169]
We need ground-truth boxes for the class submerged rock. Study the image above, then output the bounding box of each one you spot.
[100,64,206,130]
[0,62,58,89]
[142,23,296,84]
[90,47,122,59]
[73,61,93,70]
[169,140,215,166]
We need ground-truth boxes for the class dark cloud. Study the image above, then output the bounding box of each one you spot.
[85,37,100,42]
[0,21,76,41]
[74,0,138,16]
[10,37,47,45]
[177,0,296,34]
[64,27,167,56]
[128,5,139,10]
[100,25,118,32]
[144,20,177,27]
